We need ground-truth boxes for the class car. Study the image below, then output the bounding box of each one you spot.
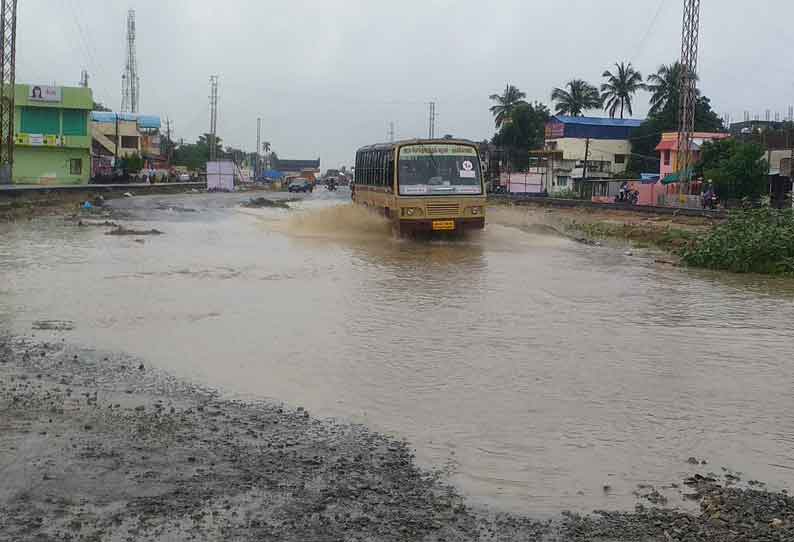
[288,179,313,193]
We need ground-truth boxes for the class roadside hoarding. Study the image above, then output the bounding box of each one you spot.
[28,85,62,103]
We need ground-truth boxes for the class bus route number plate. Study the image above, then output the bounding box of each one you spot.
[432,220,455,231]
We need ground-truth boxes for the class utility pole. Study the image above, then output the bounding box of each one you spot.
[80,69,89,88]
[256,117,261,178]
[581,137,590,198]
[428,102,435,139]
[209,75,218,161]
[676,0,701,205]
[165,117,173,164]
[388,121,395,143]
[0,0,18,184]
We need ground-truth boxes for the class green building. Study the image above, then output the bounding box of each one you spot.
[12,83,93,184]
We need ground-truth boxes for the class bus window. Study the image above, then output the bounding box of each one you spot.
[386,151,394,189]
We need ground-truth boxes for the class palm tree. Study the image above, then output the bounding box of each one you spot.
[600,62,645,119]
[262,141,271,169]
[551,80,602,117]
[646,62,698,116]
[489,84,528,128]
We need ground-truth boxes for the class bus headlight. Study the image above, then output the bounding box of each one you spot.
[469,206,482,215]
[402,207,423,217]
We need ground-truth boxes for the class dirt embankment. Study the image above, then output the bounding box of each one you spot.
[2,334,792,541]
[491,201,720,254]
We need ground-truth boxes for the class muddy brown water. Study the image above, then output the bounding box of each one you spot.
[1,191,793,515]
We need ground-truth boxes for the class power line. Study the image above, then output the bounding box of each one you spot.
[632,0,667,62]
[64,0,112,104]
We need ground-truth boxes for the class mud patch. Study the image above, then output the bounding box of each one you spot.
[32,319,75,331]
[106,226,164,236]
[241,197,291,209]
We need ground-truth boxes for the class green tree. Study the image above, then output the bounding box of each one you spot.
[489,84,529,128]
[646,62,699,116]
[491,102,550,171]
[173,134,224,170]
[551,80,601,117]
[92,101,112,112]
[600,62,645,119]
[699,139,768,202]
[122,152,144,174]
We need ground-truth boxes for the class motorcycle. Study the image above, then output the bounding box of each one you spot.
[702,193,718,210]
[615,189,639,205]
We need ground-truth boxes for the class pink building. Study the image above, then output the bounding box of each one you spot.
[655,132,731,180]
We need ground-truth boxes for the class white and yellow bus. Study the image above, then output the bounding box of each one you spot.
[352,139,486,234]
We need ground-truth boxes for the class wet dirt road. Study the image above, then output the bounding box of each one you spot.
[1,189,793,515]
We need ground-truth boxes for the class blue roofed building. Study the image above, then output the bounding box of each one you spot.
[534,115,644,193]
[90,111,165,177]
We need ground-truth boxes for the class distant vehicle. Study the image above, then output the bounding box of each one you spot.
[326,178,338,191]
[353,138,486,235]
[288,179,313,193]
[178,173,190,182]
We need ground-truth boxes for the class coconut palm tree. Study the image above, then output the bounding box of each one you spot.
[646,62,699,116]
[600,62,645,119]
[489,84,528,128]
[551,80,602,117]
[262,141,271,169]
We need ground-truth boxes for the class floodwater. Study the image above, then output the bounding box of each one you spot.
[1,189,793,515]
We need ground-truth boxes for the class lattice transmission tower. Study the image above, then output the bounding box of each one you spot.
[209,75,218,161]
[676,0,700,200]
[0,0,17,183]
[121,9,139,113]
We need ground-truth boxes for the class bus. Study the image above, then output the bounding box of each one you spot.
[352,139,486,234]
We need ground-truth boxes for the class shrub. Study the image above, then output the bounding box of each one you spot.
[680,208,794,275]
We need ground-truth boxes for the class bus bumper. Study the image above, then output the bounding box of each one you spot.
[398,217,485,234]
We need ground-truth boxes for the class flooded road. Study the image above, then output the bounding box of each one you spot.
[1,190,793,515]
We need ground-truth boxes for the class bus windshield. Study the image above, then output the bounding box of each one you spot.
[398,144,482,196]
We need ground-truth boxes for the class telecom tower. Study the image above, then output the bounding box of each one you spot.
[209,76,219,161]
[675,0,700,200]
[0,0,17,183]
[121,9,139,113]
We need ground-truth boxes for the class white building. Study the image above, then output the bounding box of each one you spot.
[540,116,643,193]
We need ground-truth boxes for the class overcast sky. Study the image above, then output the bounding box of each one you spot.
[17,0,794,169]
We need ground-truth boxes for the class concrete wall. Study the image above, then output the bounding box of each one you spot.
[14,146,90,184]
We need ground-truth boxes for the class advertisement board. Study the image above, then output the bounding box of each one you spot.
[29,85,62,103]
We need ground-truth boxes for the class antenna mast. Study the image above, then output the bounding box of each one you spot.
[121,9,139,112]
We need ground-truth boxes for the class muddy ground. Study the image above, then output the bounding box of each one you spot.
[2,334,792,541]
[0,184,271,223]
[491,200,719,254]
